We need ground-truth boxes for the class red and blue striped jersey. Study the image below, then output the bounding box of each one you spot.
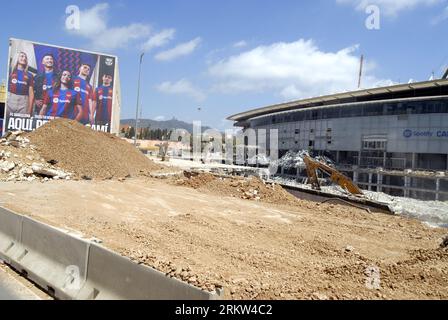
[94,85,113,123]
[43,88,81,119]
[8,69,34,96]
[44,72,55,91]
[73,76,93,123]
[34,71,59,101]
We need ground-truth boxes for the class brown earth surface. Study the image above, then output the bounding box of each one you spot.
[0,177,447,300]
[26,119,163,179]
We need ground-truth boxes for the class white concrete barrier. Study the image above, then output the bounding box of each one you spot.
[0,208,23,264]
[6,216,90,299]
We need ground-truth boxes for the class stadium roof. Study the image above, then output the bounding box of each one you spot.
[227,79,448,122]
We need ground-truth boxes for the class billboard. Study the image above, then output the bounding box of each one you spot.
[4,38,120,134]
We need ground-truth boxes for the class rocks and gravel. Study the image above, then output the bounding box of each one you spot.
[0,130,72,182]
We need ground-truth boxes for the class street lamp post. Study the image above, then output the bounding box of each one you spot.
[134,52,145,146]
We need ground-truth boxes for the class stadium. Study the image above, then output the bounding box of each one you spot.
[228,77,448,201]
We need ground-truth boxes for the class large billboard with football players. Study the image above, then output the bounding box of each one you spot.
[4,38,120,134]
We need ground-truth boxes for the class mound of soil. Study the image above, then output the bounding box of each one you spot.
[27,119,161,179]
[174,171,300,205]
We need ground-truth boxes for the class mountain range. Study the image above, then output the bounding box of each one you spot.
[120,118,211,133]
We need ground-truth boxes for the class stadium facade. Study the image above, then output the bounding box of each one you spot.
[228,78,448,201]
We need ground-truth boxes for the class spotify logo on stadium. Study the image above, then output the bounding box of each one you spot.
[53,98,59,103]
[403,130,413,138]
[74,87,80,92]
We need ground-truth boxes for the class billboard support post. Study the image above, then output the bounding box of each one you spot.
[134,53,144,146]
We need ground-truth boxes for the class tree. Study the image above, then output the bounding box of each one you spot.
[128,127,135,139]
[142,127,150,140]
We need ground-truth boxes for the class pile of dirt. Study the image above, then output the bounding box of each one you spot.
[173,171,299,205]
[27,119,162,179]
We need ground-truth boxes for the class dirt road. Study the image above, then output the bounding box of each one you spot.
[0,178,447,300]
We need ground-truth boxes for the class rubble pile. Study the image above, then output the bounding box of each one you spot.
[0,131,72,182]
[271,150,308,169]
[174,171,300,205]
[0,119,165,182]
[271,150,335,170]
[247,154,270,166]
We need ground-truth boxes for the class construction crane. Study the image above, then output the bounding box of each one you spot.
[303,155,363,196]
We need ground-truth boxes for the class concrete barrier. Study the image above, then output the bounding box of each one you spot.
[6,216,90,299]
[0,207,223,300]
[77,244,222,300]
[0,208,23,264]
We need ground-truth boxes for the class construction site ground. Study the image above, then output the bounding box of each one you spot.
[0,120,446,300]
[0,176,447,300]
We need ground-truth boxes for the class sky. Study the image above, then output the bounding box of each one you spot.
[1,0,447,130]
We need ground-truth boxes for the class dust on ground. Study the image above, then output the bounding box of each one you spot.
[0,178,447,300]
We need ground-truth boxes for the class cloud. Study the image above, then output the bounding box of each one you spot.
[208,39,393,100]
[93,24,151,51]
[142,28,176,52]
[156,79,206,102]
[155,37,202,61]
[233,40,248,48]
[66,3,151,50]
[336,0,443,16]
[432,5,448,24]
[154,115,166,121]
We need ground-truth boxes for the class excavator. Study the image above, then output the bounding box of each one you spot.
[303,155,363,196]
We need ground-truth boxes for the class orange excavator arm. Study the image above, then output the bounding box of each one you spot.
[303,155,363,195]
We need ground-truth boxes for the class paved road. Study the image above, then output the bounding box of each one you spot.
[0,265,41,300]
[0,285,17,299]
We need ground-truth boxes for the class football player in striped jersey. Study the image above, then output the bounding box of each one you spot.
[7,51,34,116]
[40,70,83,121]
[73,63,94,124]
[33,54,59,116]
[93,73,113,125]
